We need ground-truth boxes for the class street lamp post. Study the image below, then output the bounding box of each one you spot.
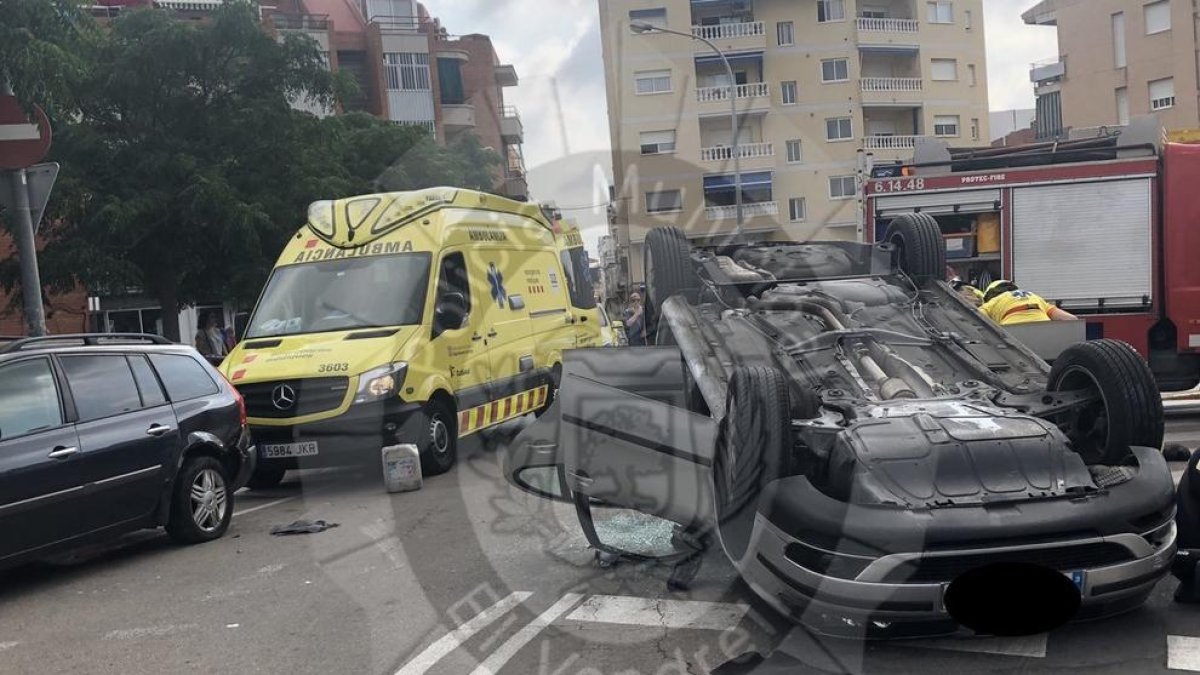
[631,21,744,240]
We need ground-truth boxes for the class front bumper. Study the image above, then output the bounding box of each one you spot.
[248,399,424,468]
[739,446,1177,637]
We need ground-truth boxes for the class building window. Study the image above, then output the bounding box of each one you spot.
[821,58,850,83]
[1144,0,1170,35]
[818,0,845,23]
[777,21,794,46]
[826,117,853,141]
[635,69,672,95]
[437,57,465,104]
[927,1,953,24]
[1150,77,1175,110]
[964,9,972,29]
[785,139,803,163]
[365,0,414,20]
[930,58,958,81]
[640,130,676,155]
[1116,87,1130,124]
[646,189,683,213]
[860,6,888,19]
[1112,12,1127,68]
[970,118,980,141]
[829,175,856,199]
[967,64,977,86]
[781,80,798,105]
[630,8,667,28]
[788,197,807,222]
[934,115,960,137]
[384,53,431,91]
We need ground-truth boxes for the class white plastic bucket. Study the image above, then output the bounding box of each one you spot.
[382,443,422,493]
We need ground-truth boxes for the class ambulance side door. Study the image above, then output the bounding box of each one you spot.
[472,248,535,400]
[522,250,578,372]
[430,250,491,416]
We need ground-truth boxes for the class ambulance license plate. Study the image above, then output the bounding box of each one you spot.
[261,442,319,459]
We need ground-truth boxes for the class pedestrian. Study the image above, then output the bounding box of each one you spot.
[979,280,1077,326]
[624,292,647,346]
[195,312,228,359]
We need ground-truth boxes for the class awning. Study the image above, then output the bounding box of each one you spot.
[695,51,764,67]
[704,171,773,190]
[858,44,920,54]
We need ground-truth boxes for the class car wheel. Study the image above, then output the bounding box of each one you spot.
[419,398,458,476]
[884,213,946,282]
[644,226,698,344]
[714,366,792,565]
[166,455,233,544]
[1048,339,1164,465]
[245,462,287,490]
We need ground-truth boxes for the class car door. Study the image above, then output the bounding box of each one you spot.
[432,251,492,422]
[0,356,85,561]
[57,353,182,532]
[504,346,718,530]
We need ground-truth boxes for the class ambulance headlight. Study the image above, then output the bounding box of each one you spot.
[355,363,407,404]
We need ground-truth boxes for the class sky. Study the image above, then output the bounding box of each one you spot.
[430,0,1060,250]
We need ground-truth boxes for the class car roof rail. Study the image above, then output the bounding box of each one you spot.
[0,333,174,355]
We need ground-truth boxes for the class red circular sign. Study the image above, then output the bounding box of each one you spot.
[0,95,52,171]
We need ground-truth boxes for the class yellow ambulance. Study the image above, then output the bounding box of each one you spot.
[221,188,601,488]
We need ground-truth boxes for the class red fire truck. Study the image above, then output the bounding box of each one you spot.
[862,118,1200,390]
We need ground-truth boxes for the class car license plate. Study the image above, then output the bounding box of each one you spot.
[261,441,319,459]
[1065,570,1085,590]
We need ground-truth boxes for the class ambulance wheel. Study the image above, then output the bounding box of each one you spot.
[419,398,458,476]
[1048,339,1164,466]
[884,213,946,282]
[535,365,561,418]
[644,227,697,344]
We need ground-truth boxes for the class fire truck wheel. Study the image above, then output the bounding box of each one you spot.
[644,226,698,344]
[884,213,946,282]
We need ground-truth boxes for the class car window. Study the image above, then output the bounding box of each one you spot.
[59,355,143,422]
[436,252,471,311]
[148,354,220,402]
[560,247,597,310]
[127,355,168,407]
[0,358,64,441]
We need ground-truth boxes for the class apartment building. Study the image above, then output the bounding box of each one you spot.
[599,0,990,290]
[1024,0,1200,138]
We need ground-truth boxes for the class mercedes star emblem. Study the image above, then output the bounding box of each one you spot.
[271,384,297,411]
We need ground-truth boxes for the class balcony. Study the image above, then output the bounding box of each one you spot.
[861,77,922,92]
[500,105,523,143]
[856,17,919,33]
[270,12,330,31]
[1030,57,1066,84]
[863,135,929,150]
[696,82,770,104]
[700,142,774,162]
[442,104,476,132]
[705,202,778,221]
[692,21,766,41]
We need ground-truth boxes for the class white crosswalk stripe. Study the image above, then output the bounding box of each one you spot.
[1169,636,1200,671]
[563,595,749,631]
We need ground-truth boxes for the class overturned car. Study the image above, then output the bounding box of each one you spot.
[505,214,1176,637]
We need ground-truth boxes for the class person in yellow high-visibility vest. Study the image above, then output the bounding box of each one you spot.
[980,280,1078,326]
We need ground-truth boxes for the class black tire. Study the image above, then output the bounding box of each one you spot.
[884,213,946,282]
[714,367,792,564]
[166,455,233,544]
[535,365,561,418]
[643,226,698,344]
[245,462,287,491]
[419,397,458,476]
[1048,339,1164,465]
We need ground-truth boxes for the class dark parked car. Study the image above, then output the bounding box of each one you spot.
[506,216,1175,638]
[0,334,254,570]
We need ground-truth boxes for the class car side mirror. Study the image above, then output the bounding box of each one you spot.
[436,292,468,330]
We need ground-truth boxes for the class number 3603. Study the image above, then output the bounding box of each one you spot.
[318,363,349,373]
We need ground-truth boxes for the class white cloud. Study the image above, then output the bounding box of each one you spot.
[984,0,1059,111]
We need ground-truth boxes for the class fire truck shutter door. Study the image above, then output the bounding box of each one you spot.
[1012,179,1153,311]
[875,189,1001,217]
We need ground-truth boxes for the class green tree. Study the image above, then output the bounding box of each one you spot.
[0,0,91,115]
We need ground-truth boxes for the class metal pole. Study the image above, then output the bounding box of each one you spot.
[0,78,47,336]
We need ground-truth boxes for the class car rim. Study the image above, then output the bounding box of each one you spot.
[430,415,450,456]
[190,468,227,532]
[1056,366,1111,461]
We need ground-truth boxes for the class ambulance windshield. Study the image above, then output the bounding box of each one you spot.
[246,254,432,338]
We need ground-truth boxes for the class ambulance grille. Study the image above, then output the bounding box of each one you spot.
[237,377,350,419]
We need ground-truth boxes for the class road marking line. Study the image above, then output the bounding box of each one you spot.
[563,595,749,631]
[394,591,531,675]
[232,496,298,517]
[1169,636,1200,671]
[470,593,584,675]
[104,623,198,641]
[897,634,1047,658]
[0,642,17,652]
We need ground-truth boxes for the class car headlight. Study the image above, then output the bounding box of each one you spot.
[355,363,407,404]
